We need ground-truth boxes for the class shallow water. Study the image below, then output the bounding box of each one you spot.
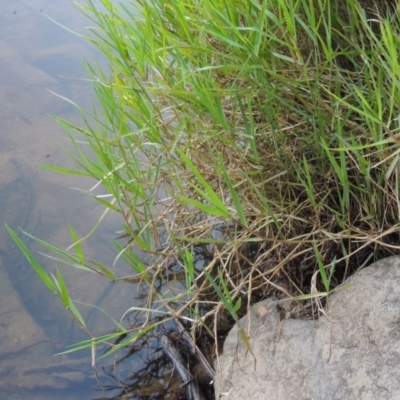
[0,1,140,398]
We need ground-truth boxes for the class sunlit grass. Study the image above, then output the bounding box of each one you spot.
[8,0,400,370]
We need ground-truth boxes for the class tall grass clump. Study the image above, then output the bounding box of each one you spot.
[9,0,400,392]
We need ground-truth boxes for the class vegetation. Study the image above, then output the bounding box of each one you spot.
[8,0,400,395]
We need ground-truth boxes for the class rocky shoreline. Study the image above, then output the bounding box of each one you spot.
[215,256,400,399]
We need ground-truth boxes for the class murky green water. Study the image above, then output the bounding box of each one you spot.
[0,1,138,398]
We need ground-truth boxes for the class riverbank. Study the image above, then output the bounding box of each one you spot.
[215,256,400,399]
[8,0,400,397]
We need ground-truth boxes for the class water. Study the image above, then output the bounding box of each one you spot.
[0,1,139,398]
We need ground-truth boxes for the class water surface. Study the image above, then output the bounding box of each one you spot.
[0,1,137,398]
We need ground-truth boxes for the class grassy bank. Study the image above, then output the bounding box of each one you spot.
[8,0,400,395]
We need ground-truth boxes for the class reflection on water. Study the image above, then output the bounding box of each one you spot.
[0,1,138,398]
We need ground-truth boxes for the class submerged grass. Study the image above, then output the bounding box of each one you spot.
[8,0,400,395]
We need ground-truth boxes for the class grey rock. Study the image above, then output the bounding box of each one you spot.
[215,256,400,400]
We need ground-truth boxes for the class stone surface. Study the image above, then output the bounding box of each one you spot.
[215,256,400,400]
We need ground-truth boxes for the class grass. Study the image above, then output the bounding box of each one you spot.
[8,0,400,394]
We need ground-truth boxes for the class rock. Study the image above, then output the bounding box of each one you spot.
[215,256,400,400]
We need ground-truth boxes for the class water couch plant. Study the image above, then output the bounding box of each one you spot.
[7,0,400,383]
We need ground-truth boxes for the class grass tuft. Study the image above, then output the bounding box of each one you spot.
[8,0,400,393]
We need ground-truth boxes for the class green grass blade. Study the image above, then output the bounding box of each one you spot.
[6,225,57,293]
